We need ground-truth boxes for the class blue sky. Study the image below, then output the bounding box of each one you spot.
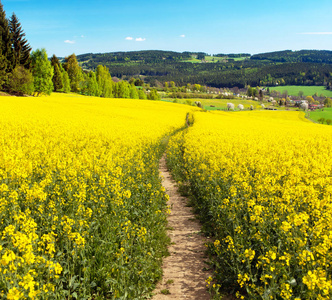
[3,0,332,57]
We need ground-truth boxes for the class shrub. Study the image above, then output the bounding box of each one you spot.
[318,117,326,124]
[8,65,34,95]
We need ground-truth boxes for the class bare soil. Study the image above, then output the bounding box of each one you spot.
[153,155,211,300]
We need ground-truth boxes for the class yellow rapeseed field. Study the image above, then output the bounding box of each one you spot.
[0,93,193,299]
[167,110,332,299]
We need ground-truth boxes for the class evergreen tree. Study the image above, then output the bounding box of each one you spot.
[63,53,83,92]
[51,54,60,66]
[51,55,63,92]
[52,63,63,92]
[0,1,14,89]
[9,13,31,69]
[31,48,53,96]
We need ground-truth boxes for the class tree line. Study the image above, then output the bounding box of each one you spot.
[251,50,332,63]
[0,2,160,100]
[51,53,159,100]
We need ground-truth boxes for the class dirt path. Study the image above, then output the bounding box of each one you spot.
[153,155,211,300]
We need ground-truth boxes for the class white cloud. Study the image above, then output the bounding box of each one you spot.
[180,34,185,38]
[299,32,332,35]
[125,37,133,40]
[81,35,85,38]
[64,40,75,44]
[135,37,146,42]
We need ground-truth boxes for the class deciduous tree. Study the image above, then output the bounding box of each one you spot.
[116,81,130,98]
[31,48,53,96]
[306,96,314,104]
[138,89,147,99]
[63,53,83,92]
[130,85,139,99]
[324,98,332,107]
[148,89,160,100]
[8,65,34,95]
[96,65,113,97]
[61,69,71,93]
[82,71,99,96]
[298,90,304,98]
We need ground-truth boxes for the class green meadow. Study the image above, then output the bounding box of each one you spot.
[181,55,247,63]
[308,107,332,124]
[162,98,261,110]
[269,85,332,98]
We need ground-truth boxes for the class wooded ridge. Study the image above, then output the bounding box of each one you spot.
[76,50,332,89]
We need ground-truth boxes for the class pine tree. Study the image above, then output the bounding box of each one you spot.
[9,13,31,69]
[0,1,14,89]
[50,54,60,66]
[52,63,63,92]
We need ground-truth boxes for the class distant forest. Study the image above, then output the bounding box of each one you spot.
[76,50,332,89]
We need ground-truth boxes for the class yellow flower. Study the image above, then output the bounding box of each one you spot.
[7,287,23,300]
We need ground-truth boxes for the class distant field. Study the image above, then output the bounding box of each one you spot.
[162,98,262,110]
[182,55,248,63]
[269,85,332,97]
[232,56,249,61]
[182,56,223,63]
[199,98,259,110]
[308,107,332,124]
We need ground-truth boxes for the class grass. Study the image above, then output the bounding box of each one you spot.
[166,279,174,285]
[162,97,305,112]
[233,56,249,61]
[181,55,225,63]
[162,98,260,110]
[160,289,171,295]
[199,99,260,110]
[269,85,332,98]
[308,107,332,124]
[162,98,289,111]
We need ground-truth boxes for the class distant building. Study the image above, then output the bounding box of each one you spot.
[309,104,324,110]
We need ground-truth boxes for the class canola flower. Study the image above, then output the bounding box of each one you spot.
[167,110,332,299]
[0,93,194,299]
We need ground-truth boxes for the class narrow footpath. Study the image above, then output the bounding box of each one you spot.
[153,155,211,300]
